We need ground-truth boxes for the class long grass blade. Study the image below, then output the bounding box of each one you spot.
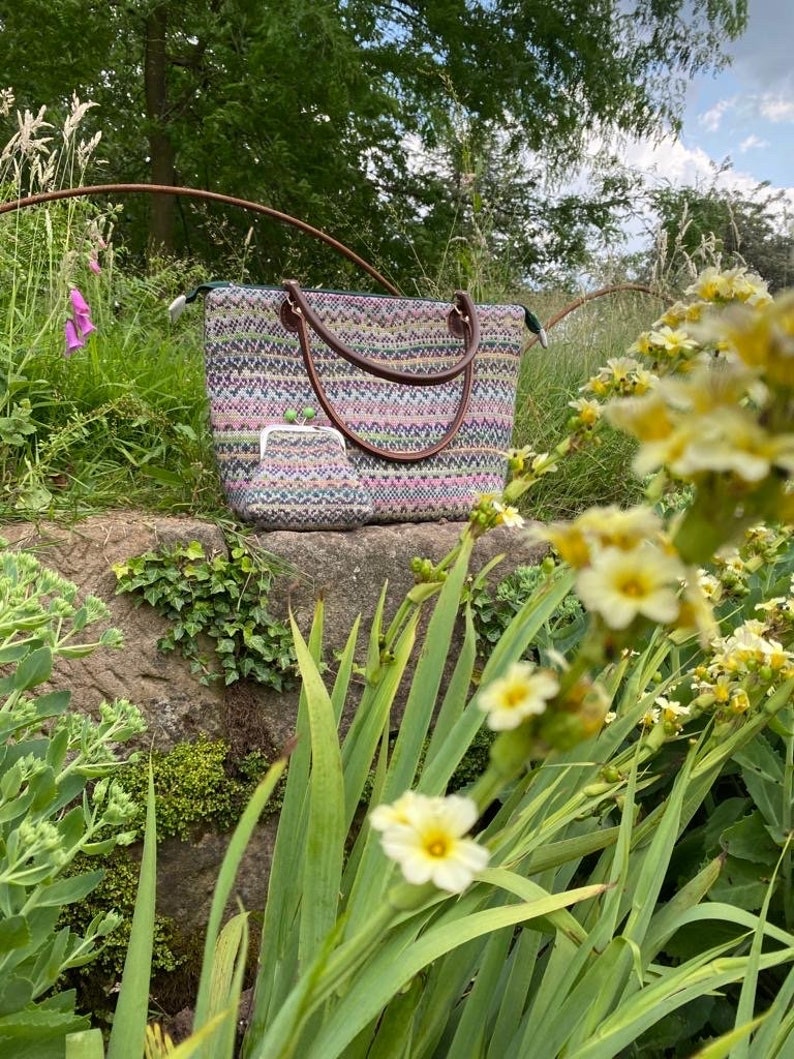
[330,614,361,725]
[747,960,794,1057]
[381,534,475,802]
[106,764,156,1059]
[192,756,288,1050]
[733,841,791,1059]
[690,1017,767,1058]
[340,611,420,832]
[568,946,794,1059]
[303,884,607,1059]
[206,913,250,1059]
[290,614,346,967]
[423,599,478,765]
[247,600,325,1037]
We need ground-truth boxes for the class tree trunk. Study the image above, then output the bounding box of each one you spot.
[144,6,176,252]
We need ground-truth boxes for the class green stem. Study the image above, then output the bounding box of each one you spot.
[783,731,793,930]
[253,881,437,1057]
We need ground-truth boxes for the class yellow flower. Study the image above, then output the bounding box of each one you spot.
[575,504,664,551]
[687,266,770,306]
[373,793,490,893]
[675,572,720,646]
[670,407,794,483]
[531,522,592,568]
[478,660,559,730]
[696,569,722,601]
[576,543,684,629]
[605,391,675,443]
[654,301,709,329]
[729,689,751,714]
[640,707,660,727]
[710,290,794,387]
[629,331,655,356]
[655,695,690,729]
[568,397,602,426]
[504,445,533,473]
[646,326,698,359]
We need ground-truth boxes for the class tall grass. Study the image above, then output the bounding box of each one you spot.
[17,261,223,518]
[0,93,227,520]
[513,288,667,521]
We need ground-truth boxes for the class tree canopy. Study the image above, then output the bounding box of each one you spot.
[0,0,749,286]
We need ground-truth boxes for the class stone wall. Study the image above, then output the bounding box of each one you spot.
[4,513,546,753]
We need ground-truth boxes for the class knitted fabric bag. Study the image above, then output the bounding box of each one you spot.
[194,280,529,528]
[0,183,543,530]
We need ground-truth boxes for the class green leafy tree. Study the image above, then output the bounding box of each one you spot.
[648,176,794,291]
[0,0,748,281]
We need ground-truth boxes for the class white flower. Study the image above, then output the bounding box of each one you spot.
[372,793,489,893]
[477,660,559,730]
[370,790,422,832]
[576,543,684,629]
[655,696,690,728]
[492,501,525,528]
[696,569,722,600]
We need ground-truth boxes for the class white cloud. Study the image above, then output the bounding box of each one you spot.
[699,98,735,132]
[758,93,794,123]
[618,134,717,187]
[739,134,770,152]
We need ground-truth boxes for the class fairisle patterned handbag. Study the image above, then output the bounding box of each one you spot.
[187,279,534,530]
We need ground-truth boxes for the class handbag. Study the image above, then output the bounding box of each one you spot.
[185,279,534,530]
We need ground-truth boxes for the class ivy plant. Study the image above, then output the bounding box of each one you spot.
[468,561,586,665]
[113,538,297,689]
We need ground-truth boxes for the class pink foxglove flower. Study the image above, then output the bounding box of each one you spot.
[68,286,96,338]
[64,287,97,355]
[70,287,91,316]
[88,254,101,275]
[75,313,96,338]
[64,318,85,356]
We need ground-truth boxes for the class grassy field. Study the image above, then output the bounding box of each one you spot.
[512,287,666,521]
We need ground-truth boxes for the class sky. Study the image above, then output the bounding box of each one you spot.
[617,0,794,220]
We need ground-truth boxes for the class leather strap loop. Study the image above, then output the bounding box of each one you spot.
[287,296,477,463]
[282,280,481,385]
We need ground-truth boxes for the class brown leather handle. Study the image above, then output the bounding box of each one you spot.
[281,280,481,385]
[283,286,477,462]
[0,183,400,295]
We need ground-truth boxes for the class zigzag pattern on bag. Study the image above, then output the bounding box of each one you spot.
[246,428,373,531]
[203,285,526,526]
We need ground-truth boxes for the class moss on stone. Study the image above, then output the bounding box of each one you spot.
[119,737,283,841]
